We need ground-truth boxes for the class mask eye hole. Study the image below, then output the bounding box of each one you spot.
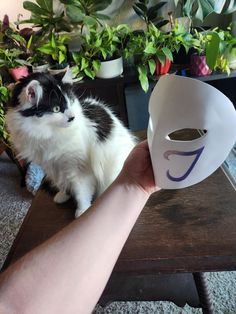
[52,106,60,113]
[167,129,207,141]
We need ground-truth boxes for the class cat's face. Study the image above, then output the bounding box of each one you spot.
[7,72,79,138]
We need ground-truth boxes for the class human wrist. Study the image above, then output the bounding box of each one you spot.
[115,172,151,200]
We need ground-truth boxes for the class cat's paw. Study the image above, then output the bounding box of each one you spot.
[54,191,70,204]
[74,199,91,218]
[75,208,87,219]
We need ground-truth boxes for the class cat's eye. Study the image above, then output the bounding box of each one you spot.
[52,106,60,113]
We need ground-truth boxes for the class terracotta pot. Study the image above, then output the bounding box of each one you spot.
[189,54,211,77]
[156,58,171,76]
[96,57,123,79]
[9,66,29,81]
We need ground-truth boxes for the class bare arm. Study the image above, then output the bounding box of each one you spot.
[0,141,160,314]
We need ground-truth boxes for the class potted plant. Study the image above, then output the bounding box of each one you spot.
[125,23,192,92]
[174,0,236,27]
[59,0,112,32]
[72,24,130,80]
[95,24,130,79]
[0,75,10,146]
[212,24,236,71]
[29,51,49,73]
[37,32,70,75]
[190,27,230,76]
[25,33,50,73]
[21,0,71,40]
[0,48,31,81]
[189,29,210,76]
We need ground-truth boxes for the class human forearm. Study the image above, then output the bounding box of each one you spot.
[0,176,150,314]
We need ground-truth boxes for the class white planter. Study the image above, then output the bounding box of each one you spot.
[32,64,49,73]
[96,57,123,79]
[48,65,69,76]
[227,48,236,70]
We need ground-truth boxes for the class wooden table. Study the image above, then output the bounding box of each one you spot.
[3,165,236,313]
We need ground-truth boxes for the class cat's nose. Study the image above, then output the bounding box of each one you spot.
[68,116,75,122]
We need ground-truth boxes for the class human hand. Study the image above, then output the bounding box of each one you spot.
[118,140,161,196]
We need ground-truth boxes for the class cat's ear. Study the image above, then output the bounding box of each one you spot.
[25,80,43,106]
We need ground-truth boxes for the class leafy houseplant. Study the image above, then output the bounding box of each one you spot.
[125,23,193,92]
[22,0,71,39]
[223,25,236,70]
[72,24,130,80]
[190,28,232,76]
[37,32,69,71]
[133,0,169,30]
[207,25,236,72]
[0,75,10,145]
[174,0,236,24]
[59,0,112,31]
[28,50,49,73]
[189,29,211,76]
[0,48,30,80]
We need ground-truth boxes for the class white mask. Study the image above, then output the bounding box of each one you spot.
[148,75,236,189]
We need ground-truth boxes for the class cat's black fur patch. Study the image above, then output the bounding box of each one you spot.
[9,73,113,141]
[9,73,73,118]
[81,98,113,142]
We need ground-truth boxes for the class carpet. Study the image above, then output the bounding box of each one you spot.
[0,152,236,313]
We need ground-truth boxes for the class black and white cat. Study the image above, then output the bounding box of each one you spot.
[6,72,136,218]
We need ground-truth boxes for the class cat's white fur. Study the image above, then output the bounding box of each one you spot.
[6,75,136,218]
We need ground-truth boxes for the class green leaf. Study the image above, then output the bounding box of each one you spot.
[183,0,195,18]
[144,43,156,54]
[72,52,80,64]
[147,2,167,18]
[206,32,220,69]
[84,16,97,26]
[133,4,145,20]
[36,0,51,12]
[59,0,75,5]
[27,35,33,50]
[153,19,169,28]
[174,0,180,6]
[161,47,173,61]
[213,0,226,13]
[221,0,236,14]
[137,65,149,93]
[81,57,88,71]
[93,0,112,11]
[66,5,84,23]
[156,51,165,64]
[84,68,95,79]
[37,46,54,55]
[148,59,156,75]
[51,33,56,49]
[94,38,102,48]
[135,3,147,14]
[100,48,107,60]
[71,65,79,76]
[58,51,65,64]
[92,60,101,72]
[195,0,214,21]
[93,13,110,20]
[23,1,48,16]
[9,33,26,46]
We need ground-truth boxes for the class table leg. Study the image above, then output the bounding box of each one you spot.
[193,272,214,314]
